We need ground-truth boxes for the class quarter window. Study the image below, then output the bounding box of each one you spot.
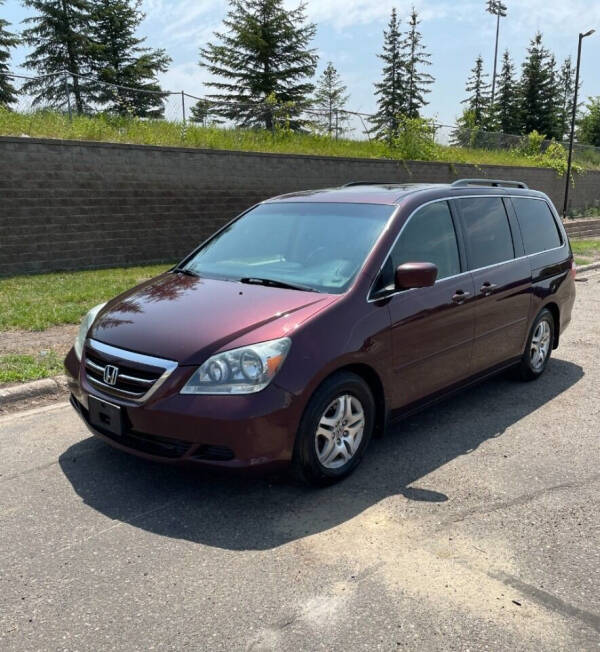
[389,201,461,281]
[512,198,562,255]
[457,197,515,269]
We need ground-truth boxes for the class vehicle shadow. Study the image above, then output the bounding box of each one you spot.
[59,358,583,551]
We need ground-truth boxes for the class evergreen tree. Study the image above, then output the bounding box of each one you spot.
[462,54,490,127]
[312,61,350,137]
[22,0,94,113]
[491,50,520,134]
[542,53,562,140]
[190,98,212,126]
[200,0,318,130]
[578,97,600,147]
[558,57,576,140]
[89,0,171,117]
[520,32,558,138]
[370,8,406,140]
[402,8,433,118]
[0,0,19,106]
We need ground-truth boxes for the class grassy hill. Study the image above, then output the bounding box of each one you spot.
[1,108,596,173]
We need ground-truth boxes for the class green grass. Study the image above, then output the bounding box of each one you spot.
[0,352,64,383]
[0,263,171,331]
[571,238,600,261]
[2,108,598,170]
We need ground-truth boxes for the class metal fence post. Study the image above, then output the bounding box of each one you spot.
[64,73,72,122]
[181,91,186,124]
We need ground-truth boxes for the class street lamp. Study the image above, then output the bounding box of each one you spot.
[563,28,595,218]
[486,0,508,107]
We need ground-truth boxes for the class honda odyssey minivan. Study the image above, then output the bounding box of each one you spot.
[65,180,576,485]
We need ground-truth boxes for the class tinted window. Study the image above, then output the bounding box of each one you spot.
[390,201,461,281]
[512,198,562,255]
[457,197,514,269]
[184,202,393,294]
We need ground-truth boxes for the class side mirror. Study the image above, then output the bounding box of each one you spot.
[395,262,438,290]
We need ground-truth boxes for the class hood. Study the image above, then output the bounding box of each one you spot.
[90,273,337,365]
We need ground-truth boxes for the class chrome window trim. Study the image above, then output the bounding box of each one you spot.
[367,194,567,303]
[85,339,178,404]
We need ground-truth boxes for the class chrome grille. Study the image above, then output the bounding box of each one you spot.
[84,339,178,402]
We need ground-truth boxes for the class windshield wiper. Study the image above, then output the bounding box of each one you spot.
[240,277,319,293]
[173,267,199,277]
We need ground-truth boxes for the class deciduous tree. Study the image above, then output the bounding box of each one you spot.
[578,97,600,147]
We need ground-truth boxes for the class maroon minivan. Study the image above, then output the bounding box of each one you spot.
[65,180,576,485]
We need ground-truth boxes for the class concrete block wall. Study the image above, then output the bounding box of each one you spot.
[563,218,600,239]
[1,136,599,276]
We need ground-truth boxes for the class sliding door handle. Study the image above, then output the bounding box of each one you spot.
[452,290,471,304]
[480,282,498,296]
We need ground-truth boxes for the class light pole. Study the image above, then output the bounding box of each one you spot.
[563,29,595,218]
[486,0,507,107]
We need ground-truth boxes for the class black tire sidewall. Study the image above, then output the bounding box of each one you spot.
[294,373,375,485]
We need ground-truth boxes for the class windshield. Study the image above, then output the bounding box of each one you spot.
[182,202,394,294]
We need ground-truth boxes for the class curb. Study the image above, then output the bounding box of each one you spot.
[0,375,68,406]
[577,261,600,273]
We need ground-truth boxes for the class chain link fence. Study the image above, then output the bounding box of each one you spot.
[1,69,600,167]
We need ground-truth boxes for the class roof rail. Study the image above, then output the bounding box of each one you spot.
[342,181,403,187]
[451,178,529,189]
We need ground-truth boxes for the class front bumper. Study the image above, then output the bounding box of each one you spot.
[64,347,301,471]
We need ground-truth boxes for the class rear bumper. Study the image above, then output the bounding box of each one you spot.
[64,347,301,472]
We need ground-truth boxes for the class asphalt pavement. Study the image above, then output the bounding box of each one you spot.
[1,274,599,651]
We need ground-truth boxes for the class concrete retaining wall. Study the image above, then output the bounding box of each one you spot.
[1,136,599,276]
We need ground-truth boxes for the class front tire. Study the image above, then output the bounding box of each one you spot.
[292,372,375,486]
[518,309,555,381]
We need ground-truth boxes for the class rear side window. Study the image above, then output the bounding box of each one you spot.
[512,198,562,255]
[390,201,461,280]
[457,197,514,269]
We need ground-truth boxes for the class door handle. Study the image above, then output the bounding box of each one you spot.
[479,282,498,296]
[452,290,471,304]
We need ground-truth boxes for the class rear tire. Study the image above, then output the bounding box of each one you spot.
[518,309,555,381]
[292,372,375,487]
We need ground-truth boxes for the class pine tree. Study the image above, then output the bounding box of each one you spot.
[402,8,433,118]
[312,62,350,137]
[89,0,171,117]
[520,32,558,138]
[0,0,19,107]
[462,54,490,127]
[491,50,520,134]
[200,0,318,130]
[370,8,406,139]
[542,54,562,140]
[558,57,576,141]
[22,0,94,113]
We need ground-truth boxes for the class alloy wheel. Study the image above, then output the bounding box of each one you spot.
[530,319,552,370]
[315,394,365,469]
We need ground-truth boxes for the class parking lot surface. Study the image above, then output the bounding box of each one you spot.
[1,273,599,651]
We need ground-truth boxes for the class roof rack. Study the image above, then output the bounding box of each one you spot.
[451,178,529,189]
[342,181,404,187]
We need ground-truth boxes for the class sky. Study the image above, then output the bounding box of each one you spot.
[2,0,600,127]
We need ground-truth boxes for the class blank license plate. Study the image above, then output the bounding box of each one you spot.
[88,396,123,436]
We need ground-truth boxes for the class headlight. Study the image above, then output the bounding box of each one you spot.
[181,337,291,395]
[74,303,106,360]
